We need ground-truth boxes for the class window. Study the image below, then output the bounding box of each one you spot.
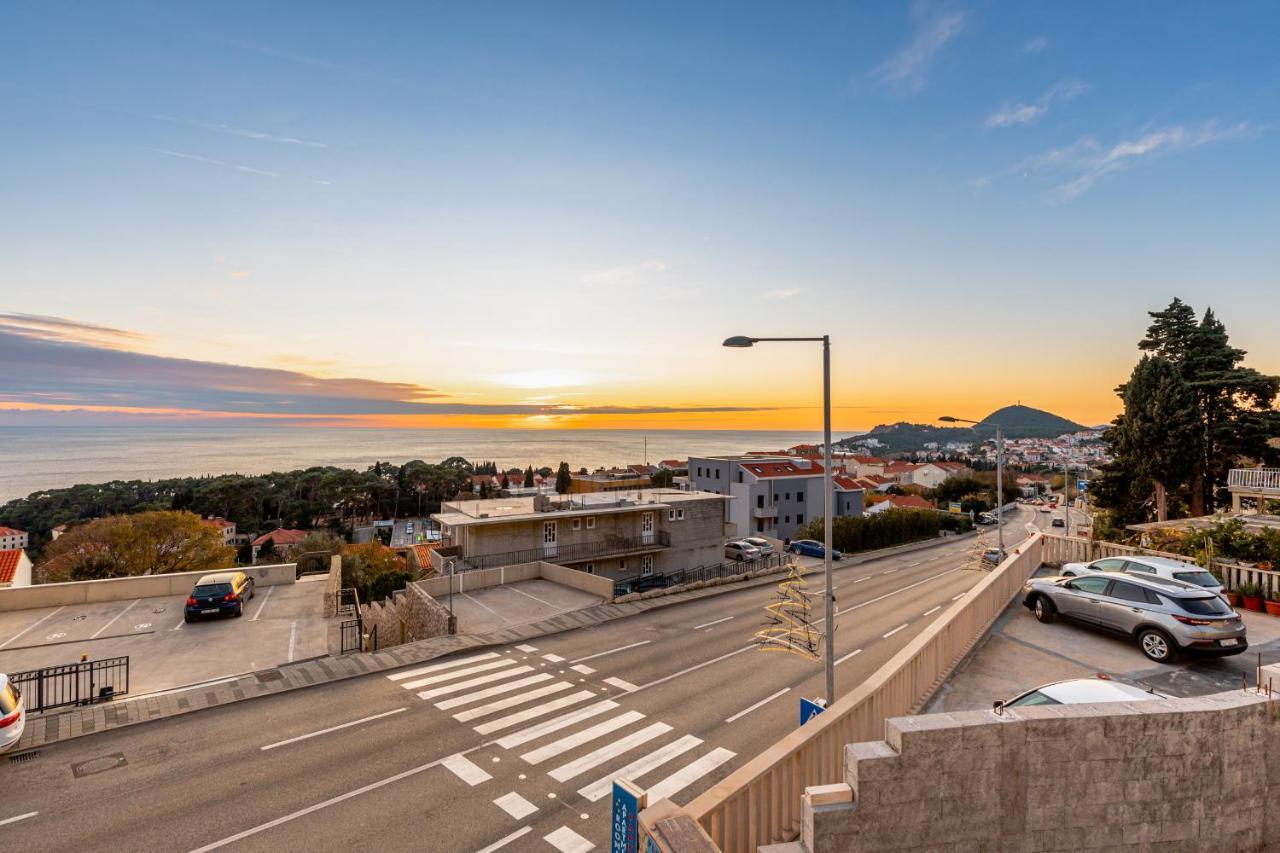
[543,521,557,544]
[585,563,595,574]
[772,494,778,503]
[668,510,676,521]
[619,559,627,571]
[1108,581,1148,603]
[1093,558,1127,572]
[757,495,764,509]
[641,556,654,576]
[797,514,804,525]
[1176,596,1233,616]
[784,515,791,524]
[1172,570,1218,588]
[797,491,805,502]
[785,492,791,501]
[1065,576,1111,595]
[586,517,596,529]
[715,469,720,479]
[676,509,684,520]
[1006,690,1061,708]
[572,519,581,531]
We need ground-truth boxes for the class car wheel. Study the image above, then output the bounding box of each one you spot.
[234,603,243,618]
[184,616,193,624]
[1138,629,1176,663]
[1032,595,1055,623]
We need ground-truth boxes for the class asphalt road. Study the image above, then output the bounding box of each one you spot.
[0,507,1040,853]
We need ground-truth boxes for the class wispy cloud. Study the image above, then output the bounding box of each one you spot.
[986,120,1251,201]
[763,288,803,300]
[580,260,668,286]
[985,79,1087,129]
[1023,35,1048,55]
[868,2,967,95]
[156,115,328,148]
[150,148,279,177]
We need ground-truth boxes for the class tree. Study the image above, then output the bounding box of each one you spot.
[555,462,572,494]
[37,511,235,582]
[500,471,510,490]
[342,543,414,604]
[651,469,675,488]
[524,466,535,488]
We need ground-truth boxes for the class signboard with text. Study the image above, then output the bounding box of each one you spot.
[612,779,646,853]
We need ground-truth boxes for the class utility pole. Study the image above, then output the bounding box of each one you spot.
[995,422,1004,559]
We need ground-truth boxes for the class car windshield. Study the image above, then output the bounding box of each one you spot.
[1,681,20,714]
[1177,596,1233,616]
[1007,690,1061,707]
[194,583,232,597]
[1172,571,1218,587]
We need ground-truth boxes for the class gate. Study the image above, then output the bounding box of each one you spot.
[9,656,130,713]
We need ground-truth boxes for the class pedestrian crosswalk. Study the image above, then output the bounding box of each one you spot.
[385,642,738,847]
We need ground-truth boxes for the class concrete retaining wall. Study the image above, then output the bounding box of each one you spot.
[361,583,453,648]
[801,676,1280,853]
[0,563,297,611]
[418,561,613,601]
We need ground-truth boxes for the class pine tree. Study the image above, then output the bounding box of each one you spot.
[524,466,535,488]
[555,462,572,494]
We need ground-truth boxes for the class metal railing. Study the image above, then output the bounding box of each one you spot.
[9,656,130,714]
[1228,468,1280,492]
[458,532,671,572]
[681,534,1045,851]
[339,618,363,654]
[613,552,783,597]
[334,587,361,617]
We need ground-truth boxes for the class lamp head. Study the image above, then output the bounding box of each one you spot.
[938,416,960,423]
[722,336,756,348]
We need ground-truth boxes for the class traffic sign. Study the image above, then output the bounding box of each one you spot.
[612,779,646,853]
[800,696,826,726]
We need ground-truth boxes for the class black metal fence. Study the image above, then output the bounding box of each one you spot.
[339,618,363,654]
[613,552,783,597]
[9,656,130,714]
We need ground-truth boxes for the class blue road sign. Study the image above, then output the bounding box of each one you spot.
[800,697,826,726]
[1077,479,1089,492]
[612,780,644,853]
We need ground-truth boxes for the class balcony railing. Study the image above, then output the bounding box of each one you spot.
[1228,468,1280,492]
[454,531,671,571]
[751,505,779,519]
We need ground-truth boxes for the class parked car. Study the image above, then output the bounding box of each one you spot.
[977,513,998,526]
[994,676,1164,711]
[1067,555,1224,597]
[724,541,761,562]
[1021,572,1246,663]
[0,673,25,753]
[742,537,776,556]
[185,571,256,622]
[786,540,843,560]
[1051,516,1066,527]
[982,547,1003,565]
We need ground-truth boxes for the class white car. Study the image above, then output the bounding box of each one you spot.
[742,537,775,556]
[1061,555,1224,596]
[724,541,761,562]
[995,676,1163,711]
[0,673,25,753]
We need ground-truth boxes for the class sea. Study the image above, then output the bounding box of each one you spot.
[0,426,843,504]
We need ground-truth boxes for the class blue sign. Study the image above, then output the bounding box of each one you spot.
[1076,479,1089,492]
[612,780,644,853]
[800,697,826,726]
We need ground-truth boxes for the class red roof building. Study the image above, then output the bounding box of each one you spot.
[252,528,309,548]
[0,548,33,587]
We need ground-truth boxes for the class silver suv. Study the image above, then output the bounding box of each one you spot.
[1022,572,1246,663]
[1061,555,1224,596]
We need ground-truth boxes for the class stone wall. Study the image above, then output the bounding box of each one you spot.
[359,583,453,649]
[801,678,1280,853]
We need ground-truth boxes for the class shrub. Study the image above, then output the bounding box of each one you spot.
[798,509,944,554]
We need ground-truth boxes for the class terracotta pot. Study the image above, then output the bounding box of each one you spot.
[1266,599,1280,617]
[1243,594,1265,612]
[1225,590,1243,607]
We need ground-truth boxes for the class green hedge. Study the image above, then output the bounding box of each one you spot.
[797,508,963,554]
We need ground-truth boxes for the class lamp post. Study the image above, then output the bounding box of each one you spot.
[724,334,835,705]
[939,416,1004,561]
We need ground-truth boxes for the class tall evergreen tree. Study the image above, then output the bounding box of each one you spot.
[524,465,535,488]
[555,461,572,494]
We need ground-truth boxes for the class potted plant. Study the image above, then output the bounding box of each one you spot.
[1240,582,1265,613]
[1266,591,1280,617]
[1224,587,1243,607]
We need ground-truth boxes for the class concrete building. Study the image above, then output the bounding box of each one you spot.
[569,469,652,493]
[688,455,864,541]
[431,489,730,581]
[0,526,29,551]
[0,548,33,588]
[200,517,238,547]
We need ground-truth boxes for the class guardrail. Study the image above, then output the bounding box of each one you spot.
[681,534,1045,851]
[1228,468,1280,491]
[9,656,129,714]
[613,552,783,597]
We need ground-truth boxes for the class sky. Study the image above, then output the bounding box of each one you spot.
[3,1,1278,432]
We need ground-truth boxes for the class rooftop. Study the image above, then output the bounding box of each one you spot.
[433,488,726,528]
[0,549,26,584]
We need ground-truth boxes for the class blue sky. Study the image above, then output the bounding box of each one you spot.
[2,1,1277,430]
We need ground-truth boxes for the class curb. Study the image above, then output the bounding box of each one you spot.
[12,529,981,753]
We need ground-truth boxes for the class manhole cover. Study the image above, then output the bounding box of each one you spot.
[8,750,40,765]
[152,607,166,614]
[71,753,127,778]
[134,623,152,630]
[46,632,67,641]
[72,615,87,622]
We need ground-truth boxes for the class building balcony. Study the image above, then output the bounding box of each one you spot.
[752,505,779,519]
[1228,468,1280,494]
[452,531,671,571]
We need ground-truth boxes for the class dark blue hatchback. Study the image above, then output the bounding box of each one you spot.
[184,571,254,622]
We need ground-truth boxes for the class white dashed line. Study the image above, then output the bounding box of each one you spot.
[835,648,863,665]
[568,641,650,664]
[260,708,406,751]
[922,605,942,616]
[693,616,734,630]
[724,687,790,723]
[882,623,908,638]
[475,827,532,853]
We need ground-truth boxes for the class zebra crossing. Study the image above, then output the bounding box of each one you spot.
[385,644,737,846]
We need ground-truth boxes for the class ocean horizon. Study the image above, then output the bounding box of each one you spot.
[0,425,866,504]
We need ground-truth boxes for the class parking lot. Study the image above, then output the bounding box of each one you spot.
[0,575,330,697]
[447,578,606,634]
[929,565,1280,711]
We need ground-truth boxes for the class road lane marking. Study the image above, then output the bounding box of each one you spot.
[1,606,67,648]
[521,710,647,765]
[725,687,790,723]
[569,641,650,664]
[693,616,734,630]
[260,708,407,751]
[394,655,500,686]
[603,677,639,693]
[646,748,737,802]
[493,791,538,820]
[542,653,566,663]
[570,664,595,675]
[90,599,139,639]
[473,690,597,735]
[435,673,555,711]
[544,826,595,853]
[882,623,908,638]
[577,735,704,802]
[952,593,965,601]
[835,648,863,665]
[400,658,517,690]
[452,681,573,722]
[496,701,619,750]
[630,646,753,694]
[475,827,533,853]
[922,605,942,616]
[549,721,672,782]
[516,644,538,653]
[836,568,962,616]
[852,577,871,584]
[441,753,492,786]
[416,666,535,700]
[0,812,38,827]
[250,585,276,620]
[882,569,898,575]
[287,621,297,662]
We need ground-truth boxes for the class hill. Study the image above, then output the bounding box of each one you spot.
[978,405,1085,438]
[835,405,1085,454]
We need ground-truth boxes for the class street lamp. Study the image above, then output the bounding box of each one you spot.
[723,334,835,706]
[939,416,1004,562]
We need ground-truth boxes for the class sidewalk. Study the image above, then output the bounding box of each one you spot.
[14,529,978,753]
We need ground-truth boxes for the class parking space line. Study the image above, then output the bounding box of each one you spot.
[250,585,276,621]
[506,585,560,609]
[0,606,66,649]
[462,592,501,616]
[172,618,185,631]
[725,687,789,723]
[91,599,140,639]
[287,621,297,662]
[260,708,407,751]
[0,812,38,827]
